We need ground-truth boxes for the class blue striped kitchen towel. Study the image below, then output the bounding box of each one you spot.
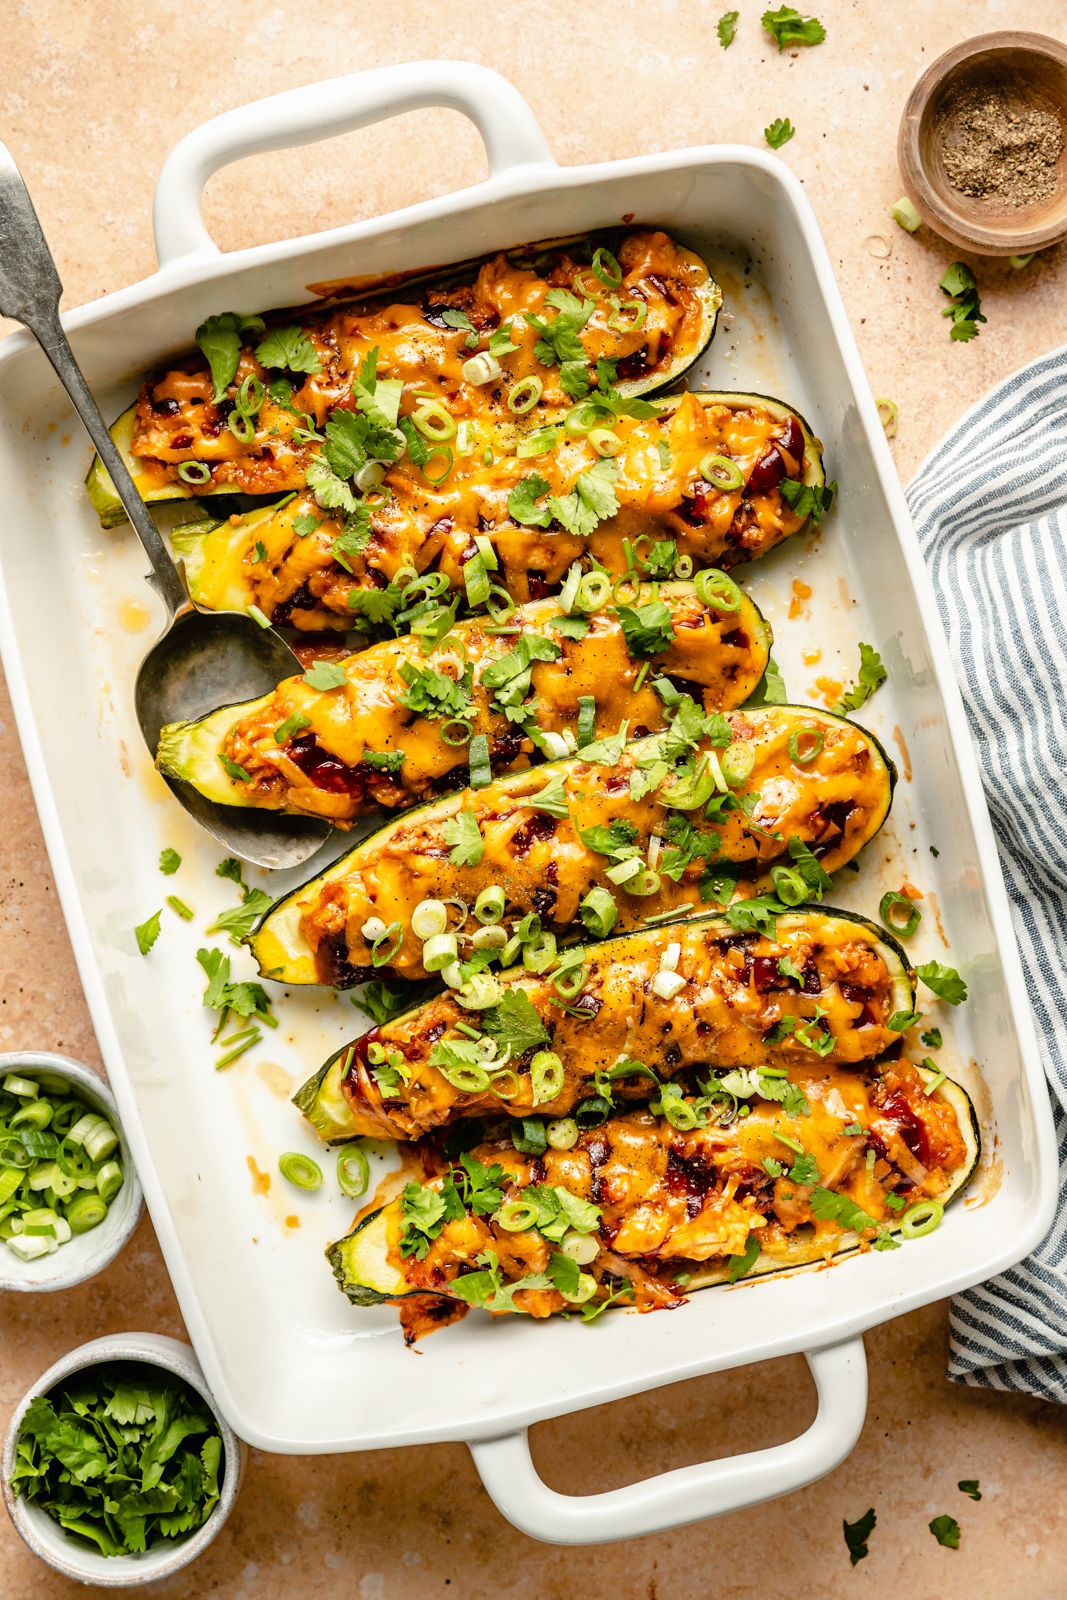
[907,346,1067,1400]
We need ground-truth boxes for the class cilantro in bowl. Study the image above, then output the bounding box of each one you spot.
[10,1361,224,1557]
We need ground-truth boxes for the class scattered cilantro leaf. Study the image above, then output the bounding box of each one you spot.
[305,455,357,514]
[844,1508,876,1566]
[779,477,836,524]
[765,117,795,149]
[724,895,785,936]
[809,1186,875,1233]
[888,1009,922,1032]
[216,857,244,886]
[717,10,739,46]
[958,1479,981,1500]
[940,264,986,343]
[205,888,273,946]
[304,660,348,691]
[194,311,265,402]
[929,1514,960,1549]
[778,955,804,983]
[787,835,834,899]
[576,722,629,766]
[743,654,787,706]
[916,961,968,1005]
[526,289,594,366]
[508,472,552,528]
[833,642,886,715]
[763,1156,784,1178]
[292,512,322,537]
[255,324,322,375]
[481,990,550,1057]
[921,1027,943,1049]
[397,659,473,720]
[135,911,162,955]
[725,1233,761,1282]
[362,749,405,773]
[550,614,590,639]
[218,753,251,783]
[762,5,826,49]
[789,1152,821,1187]
[442,808,484,867]
[559,360,592,399]
[159,848,181,876]
[614,599,676,658]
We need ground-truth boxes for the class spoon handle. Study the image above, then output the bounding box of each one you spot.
[0,141,189,619]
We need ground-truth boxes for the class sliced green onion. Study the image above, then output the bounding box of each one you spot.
[370,921,404,967]
[495,1198,540,1232]
[236,374,265,417]
[879,891,921,939]
[215,1032,260,1069]
[469,734,492,788]
[440,717,473,746]
[421,446,454,485]
[721,744,754,788]
[900,1199,943,1238]
[66,1192,108,1233]
[3,1074,39,1098]
[248,605,271,629]
[484,587,515,625]
[552,962,587,1000]
[700,454,744,491]
[474,885,506,925]
[674,553,694,579]
[472,925,508,951]
[788,728,825,764]
[607,297,647,332]
[411,900,448,941]
[512,1117,547,1156]
[11,1100,52,1131]
[0,1168,23,1205]
[336,1145,370,1199]
[606,857,642,886]
[592,247,623,288]
[576,572,611,612]
[499,935,523,968]
[561,1231,600,1265]
[643,903,694,926]
[625,868,661,897]
[580,885,617,938]
[573,268,603,298]
[516,426,560,458]
[464,552,491,608]
[178,460,211,485]
[774,1131,805,1154]
[422,933,459,972]
[524,932,558,973]
[577,695,597,748]
[462,353,503,386]
[439,1060,492,1093]
[83,1121,118,1163]
[575,1096,611,1130]
[228,411,255,443]
[456,420,478,456]
[694,567,743,612]
[589,428,621,457]
[166,895,194,921]
[771,866,809,907]
[547,1117,579,1150]
[412,401,457,441]
[95,1161,124,1203]
[564,402,608,436]
[279,1151,322,1191]
[473,535,498,571]
[875,397,898,438]
[508,376,543,414]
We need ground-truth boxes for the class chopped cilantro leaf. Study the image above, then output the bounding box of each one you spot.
[761,5,826,49]
[929,1514,960,1549]
[765,117,795,149]
[743,654,787,706]
[614,599,676,658]
[833,641,886,714]
[717,9,739,45]
[725,1233,761,1282]
[547,458,620,538]
[255,324,322,375]
[787,835,834,899]
[274,710,311,744]
[292,513,321,537]
[789,1152,820,1187]
[958,1479,981,1500]
[809,1186,875,1233]
[844,1508,876,1566]
[921,1028,943,1049]
[362,749,405,773]
[916,961,968,1005]
[481,990,550,1057]
[550,614,590,639]
[779,478,836,525]
[442,808,484,867]
[159,848,181,875]
[397,660,473,720]
[304,660,348,691]
[219,753,251,783]
[508,472,552,528]
[526,289,594,366]
[348,583,403,627]
[576,722,629,766]
[724,895,784,936]
[195,310,265,402]
[135,910,162,955]
[559,360,592,399]
[306,455,357,514]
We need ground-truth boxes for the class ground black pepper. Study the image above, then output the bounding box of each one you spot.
[938,87,1064,207]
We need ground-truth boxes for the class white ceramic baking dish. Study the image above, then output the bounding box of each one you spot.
[0,63,1055,1546]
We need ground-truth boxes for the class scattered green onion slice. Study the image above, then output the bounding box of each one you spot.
[236,374,265,417]
[474,885,506,925]
[700,453,744,491]
[530,1050,565,1105]
[336,1145,370,1199]
[227,411,255,443]
[495,1198,540,1232]
[607,297,647,332]
[440,718,473,746]
[572,268,603,298]
[589,428,621,457]
[721,743,754,788]
[3,1074,39,1098]
[278,1152,322,1191]
[900,1199,943,1238]
[412,401,457,441]
[592,247,623,288]
[879,891,921,939]
[178,461,211,485]
[564,402,608,436]
[576,571,611,613]
[422,933,459,972]
[788,728,825,764]
[674,553,694,579]
[421,446,454,485]
[437,1061,491,1094]
[468,734,492,788]
[547,1117,579,1150]
[524,932,558,973]
[552,962,587,1000]
[694,567,743,613]
[11,1100,52,1131]
[580,885,617,938]
[95,1161,124,1203]
[508,375,543,414]
[875,397,898,438]
[411,900,448,941]
[626,868,662,897]
[370,921,404,967]
[770,865,810,907]
[485,587,516,625]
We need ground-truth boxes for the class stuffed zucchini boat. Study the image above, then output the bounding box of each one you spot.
[325,1058,978,1325]
[156,583,772,825]
[151,389,823,631]
[86,228,721,528]
[293,909,915,1141]
[252,703,894,987]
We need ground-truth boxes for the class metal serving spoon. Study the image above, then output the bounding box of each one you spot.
[0,141,332,868]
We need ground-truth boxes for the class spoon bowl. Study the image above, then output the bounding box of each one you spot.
[0,139,332,868]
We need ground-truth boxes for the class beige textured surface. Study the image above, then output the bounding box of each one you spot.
[3,2,1067,1594]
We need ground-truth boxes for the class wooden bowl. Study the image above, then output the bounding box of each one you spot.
[898,31,1067,256]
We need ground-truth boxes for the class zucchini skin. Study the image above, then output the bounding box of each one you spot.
[155,584,772,822]
[326,1070,979,1314]
[250,703,894,989]
[298,909,915,1142]
[86,228,720,530]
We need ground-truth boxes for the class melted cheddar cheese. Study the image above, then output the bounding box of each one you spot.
[337,914,909,1139]
[210,587,767,823]
[292,707,891,981]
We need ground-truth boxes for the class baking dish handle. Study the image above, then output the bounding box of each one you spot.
[152,61,556,270]
[468,1334,866,1545]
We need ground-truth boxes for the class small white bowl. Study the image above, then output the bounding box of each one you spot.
[0,1051,143,1292]
[2,1332,247,1586]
